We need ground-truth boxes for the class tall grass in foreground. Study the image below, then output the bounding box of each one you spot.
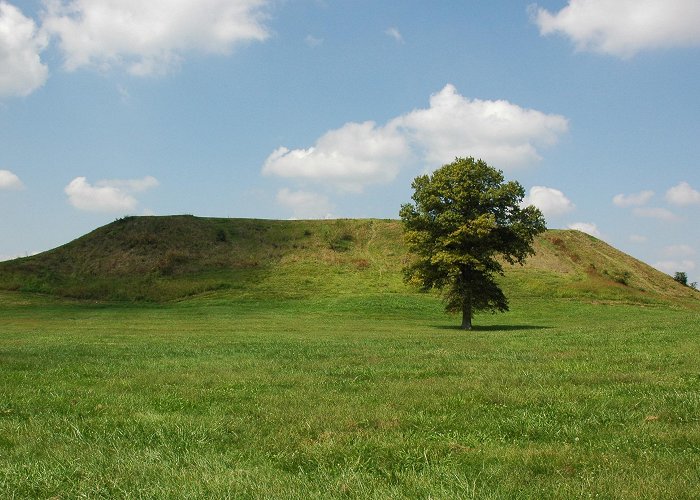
[1,292,699,498]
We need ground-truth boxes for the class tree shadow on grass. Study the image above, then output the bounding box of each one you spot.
[433,324,552,332]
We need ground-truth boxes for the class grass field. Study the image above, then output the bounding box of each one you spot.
[1,289,699,498]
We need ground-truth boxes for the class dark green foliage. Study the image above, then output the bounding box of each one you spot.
[674,271,698,290]
[604,269,632,286]
[674,271,688,286]
[319,220,357,252]
[400,157,546,329]
[329,233,355,252]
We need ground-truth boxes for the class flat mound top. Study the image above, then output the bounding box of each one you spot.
[0,215,696,305]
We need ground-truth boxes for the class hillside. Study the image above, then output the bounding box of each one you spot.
[0,215,696,305]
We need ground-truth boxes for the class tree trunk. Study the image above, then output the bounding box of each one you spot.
[461,295,472,330]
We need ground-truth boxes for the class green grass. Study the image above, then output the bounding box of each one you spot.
[0,217,410,302]
[1,216,697,305]
[1,216,698,496]
[1,290,699,498]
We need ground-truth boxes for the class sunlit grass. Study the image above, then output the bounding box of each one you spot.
[2,217,698,306]
[1,291,698,498]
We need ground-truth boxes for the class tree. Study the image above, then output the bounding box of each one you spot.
[673,271,688,286]
[400,157,546,330]
[673,271,698,290]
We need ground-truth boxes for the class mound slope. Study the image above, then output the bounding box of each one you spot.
[0,215,696,305]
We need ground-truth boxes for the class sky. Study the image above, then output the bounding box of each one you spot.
[1,0,699,283]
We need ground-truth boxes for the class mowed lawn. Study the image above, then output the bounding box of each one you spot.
[1,291,699,498]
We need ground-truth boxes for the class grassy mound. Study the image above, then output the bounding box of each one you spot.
[503,230,698,305]
[0,215,696,305]
[0,216,407,301]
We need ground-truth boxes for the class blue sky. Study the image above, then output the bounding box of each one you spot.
[1,0,699,283]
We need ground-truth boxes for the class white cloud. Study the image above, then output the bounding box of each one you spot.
[0,2,48,97]
[531,0,700,58]
[263,85,569,192]
[305,34,323,47]
[0,169,24,190]
[394,84,569,168]
[385,27,404,43]
[568,222,601,237]
[262,121,411,192]
[41,0,271,76]
[654,259,696,274]
[629,234,647,243]
[632,207,680,221]
[276,188,333,219]
[612,190,654,207]
[99,176,159,192]
[65,175,158,213]
[662,244,695,258]
[666,181,700,206]
[523,186,575,218]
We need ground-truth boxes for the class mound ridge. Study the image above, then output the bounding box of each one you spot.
[0,215,696,305]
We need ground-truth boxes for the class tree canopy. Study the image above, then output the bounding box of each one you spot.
[673,272,688,286]
[400,157,546,329]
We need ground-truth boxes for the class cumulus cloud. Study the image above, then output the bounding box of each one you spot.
[304,34,323,48]
[263,121,411,192]
[522,186,574,218]
[531,0,700,58]
[612,190,654,207]
[666,181,700,206]
[65,175,158,212]
[568,222,601,237]
[0,2,48,97]
[263,85,568,192]
[394,84,569,168]
[100,176,159,192]
[0,169,24,190]
[385,27,404,43]
[632,207,680,221]
[654,259,696,274]
[276,188,333,219]
[662,244,695,258]
[41,0,271,75]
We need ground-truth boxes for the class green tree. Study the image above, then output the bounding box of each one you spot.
[673,271,688,286]
[400,157,546,330]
